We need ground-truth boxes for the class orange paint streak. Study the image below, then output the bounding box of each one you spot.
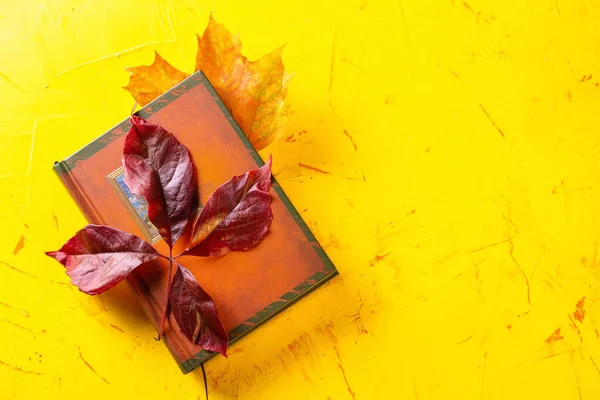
[0,301,29,317]
[298,163,332,175]
[545,328,564,344]
[285,134,296,142]
[470,237,513,253]
[210,376,220,390]
[374,252,391,262]
[569,315,583,342]
[329,29,338,107]
[508,241,531,306]
[590,356,600,376]
[535,350,575,362]
[0,260,52,282]
[12,236,25,255]
[315,320,338,345]
[98,296,108,313]
[351,303,369,335]
[109,324,124,333]
[573,296,586,323]
[2,318,35,333]
[413,378,419,399]
[463,1,476,14]
[334,346,356,400]
[0,359,42,375]
[457,334,474,344]
[79,348,110,385]
[343,129,358,151]
[478,104,505,138]
[369,252,390,267]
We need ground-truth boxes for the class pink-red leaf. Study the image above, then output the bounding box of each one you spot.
[122,115,195,248]
[170,264,228,356]
[183,157,273,257]
[45,225,160,295]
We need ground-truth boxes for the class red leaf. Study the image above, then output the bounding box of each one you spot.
[122,115,195,248]
[45,225,160,295]
[170,264,228,356]
[183,157,273,257]
[48,117,276,353]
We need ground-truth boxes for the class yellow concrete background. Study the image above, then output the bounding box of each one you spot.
[1,0,600,398]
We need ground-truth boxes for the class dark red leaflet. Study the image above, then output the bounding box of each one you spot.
[170,263,229,356]
[183,157,273,257]
[45,225,160,295]
[47,114,275,359]
[122,115,195,248]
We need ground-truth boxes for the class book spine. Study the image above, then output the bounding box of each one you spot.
[53,161,105,225]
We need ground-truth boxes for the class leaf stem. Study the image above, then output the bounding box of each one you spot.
[201,363,209,399]
[157,248,174,340]
[172,250,185,259]
[129,99,138,116]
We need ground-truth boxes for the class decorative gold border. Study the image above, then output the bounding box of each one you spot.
[106,167,162,244]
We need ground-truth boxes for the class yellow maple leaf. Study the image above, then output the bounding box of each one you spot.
[123,51,190,107]
[123,15,290,151]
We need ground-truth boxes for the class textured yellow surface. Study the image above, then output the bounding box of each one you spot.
[2,0,600,398]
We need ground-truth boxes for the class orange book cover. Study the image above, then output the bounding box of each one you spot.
[53,71,337,374]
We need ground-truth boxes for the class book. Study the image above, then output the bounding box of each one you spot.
[53,71,338,374]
